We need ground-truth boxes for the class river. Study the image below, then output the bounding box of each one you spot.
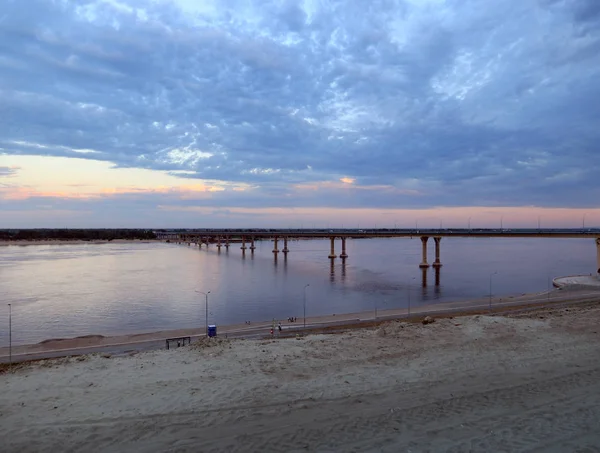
[0,237,596,345]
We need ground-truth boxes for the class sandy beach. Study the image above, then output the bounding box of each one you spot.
[2,300,600,452]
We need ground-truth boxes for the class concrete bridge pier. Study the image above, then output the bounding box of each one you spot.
[419,236,430,268]
[225,236,230,249]
[241,236,247,251]
[328,237,337,259]
[432,237,442,268]
[596,238,600,274]
[250,237,256,251]
[282,237,289,254]
[273,236,279,254]
[340,237,348,259]
[216,236,222,250]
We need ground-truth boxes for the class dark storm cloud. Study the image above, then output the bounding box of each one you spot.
[1,0,600,208]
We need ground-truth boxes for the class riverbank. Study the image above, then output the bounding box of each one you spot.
[2,298,600,452]
[554,274,600,287]
[0,239,159,246]
[2,285,600,363]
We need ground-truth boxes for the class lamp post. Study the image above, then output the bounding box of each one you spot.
[489,271,497,310]
[303,284,310,330]
[468,217,471,230]
[195,290,210,336]
[8,304,11,366]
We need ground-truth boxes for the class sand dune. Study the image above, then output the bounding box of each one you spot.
[2,303,600,452]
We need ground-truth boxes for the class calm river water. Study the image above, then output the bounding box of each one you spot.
[0,238,597,345]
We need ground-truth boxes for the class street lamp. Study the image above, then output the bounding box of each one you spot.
[8,304,12,366]
[303,284,310,330]
[468,217,471,230]
[489,272,497,310]
[195,290,211,336]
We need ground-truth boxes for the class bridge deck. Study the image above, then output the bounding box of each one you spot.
[158,229,600,239]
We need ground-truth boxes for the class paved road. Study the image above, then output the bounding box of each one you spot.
[0,323,313,364]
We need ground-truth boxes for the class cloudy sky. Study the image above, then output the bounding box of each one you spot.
[1,0,599,228]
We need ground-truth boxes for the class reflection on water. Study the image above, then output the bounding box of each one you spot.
[435,267,441,298]
[329,258,335,283]
[0,237,597,345]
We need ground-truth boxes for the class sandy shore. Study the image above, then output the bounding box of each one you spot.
[2,301,600,452]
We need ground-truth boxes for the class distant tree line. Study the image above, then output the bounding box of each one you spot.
[0,229,157,241]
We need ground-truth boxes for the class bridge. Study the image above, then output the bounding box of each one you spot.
[155,228,600,274]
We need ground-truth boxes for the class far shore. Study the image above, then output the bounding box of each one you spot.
[2,284,600,362]
[0,239,160,246]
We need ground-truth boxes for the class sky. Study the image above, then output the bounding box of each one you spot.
[1,0,600,228]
